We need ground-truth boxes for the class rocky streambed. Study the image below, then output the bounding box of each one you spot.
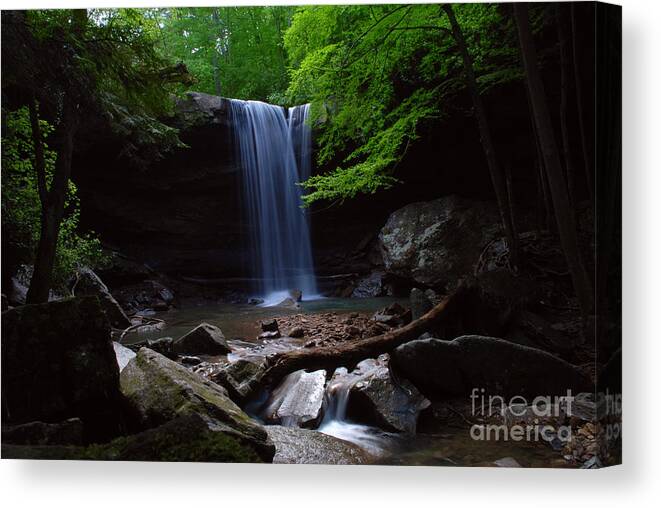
[2,284,615,467]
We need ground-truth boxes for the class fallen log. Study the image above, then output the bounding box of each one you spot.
[260,284,475,388]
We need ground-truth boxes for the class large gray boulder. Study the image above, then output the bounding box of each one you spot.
[120,348,273,461]
[265,425,372,465]
[391,335,592,400]
[172,322,230,355]
[74,267,131,328]
[1,297,124,440]
[378,195,501,289]
[261,369,327,428]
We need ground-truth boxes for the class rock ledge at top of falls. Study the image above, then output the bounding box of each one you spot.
[378,195,502,290]
[172,91,233,130]
[120,348,274,461]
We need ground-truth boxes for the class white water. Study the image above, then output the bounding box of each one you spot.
[318,365,391,456]
[230,100,318,304]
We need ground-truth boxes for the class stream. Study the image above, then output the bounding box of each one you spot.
[121,296,563,467]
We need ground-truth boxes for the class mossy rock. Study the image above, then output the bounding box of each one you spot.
[120,348,274,461]
[3,414,264,463]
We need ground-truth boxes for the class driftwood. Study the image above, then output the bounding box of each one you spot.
[260,284,474,388]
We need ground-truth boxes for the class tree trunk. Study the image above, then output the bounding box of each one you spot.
[211,8,222,96]
[557,4,577,213]
[261,286,472,387]
[442,4,520,270]
[25,103,77,304]
[514,3,594,314]
[571,3,595,207]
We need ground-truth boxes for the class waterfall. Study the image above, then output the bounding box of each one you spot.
[230,100,318,304]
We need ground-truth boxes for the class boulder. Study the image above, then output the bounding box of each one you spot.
[275,296,300,309]
[333,357,430,433]
[287,326,305,338]
[410,288,433,320]
[260,318,279,332]
[113,342,137,372]
[391,335,592,400]
[1,297,125,440]
[120,348,273,461]
[351,271,388,298]
[212,357,268,403]
[73,267,131,328]
[265,425,372,465]
[112,279,175,314]
[261,369,327,427]
[126,336,175,359]
[2,413,267,463]
[172,323,230,355]
[2,418,84,446]
[378,195,501,289]
[289,289,303,302]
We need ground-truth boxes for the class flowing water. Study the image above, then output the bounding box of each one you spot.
[230,100,318,305]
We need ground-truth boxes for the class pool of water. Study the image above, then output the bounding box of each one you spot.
[121,296,406,344]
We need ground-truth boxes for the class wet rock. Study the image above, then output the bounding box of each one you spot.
[212,357,269,402]
[378,195,501,289]
[113,280,175,314]
[2,418,84,446]
[335,358,430,433]
[494,457,522,468]
[127,337,175,359]
[289,289,303,302]
[261,319,279,332]
[258,330,281,340]
[1,296,124,441]
[120,348,273,461]
[351,271,388,298]
[73,267,131,329]
[265,425,372,465]
[248,297,264,305]
[275,296,300,309]
[372,302,411,327]
[113,342,137,372]
[391,335,592,399]
[2,413,269,463]
[173,323,230,355]
[261,370,327,428]
[180,355,202,366]
[287,326,305,338]
[410,288,433,320]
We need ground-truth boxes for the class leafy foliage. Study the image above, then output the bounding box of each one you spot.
[148,6,294,102]
[284,3,522,204]
[1,108,106,288]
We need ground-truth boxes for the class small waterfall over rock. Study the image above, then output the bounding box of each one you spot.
[230,100,318,304]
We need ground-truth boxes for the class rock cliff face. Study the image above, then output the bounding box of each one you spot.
[72,86,539,285]
[74,92,245,277]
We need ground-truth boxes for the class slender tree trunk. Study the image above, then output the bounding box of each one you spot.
[514,3,594,314]
[443,4,520,270]
[211,8,222,96]
[26,102,77,304]
[557,5,577,213]
[571,3,595,207]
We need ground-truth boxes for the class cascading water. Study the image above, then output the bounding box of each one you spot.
[318,365,391,455]
[230,100,318,305]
